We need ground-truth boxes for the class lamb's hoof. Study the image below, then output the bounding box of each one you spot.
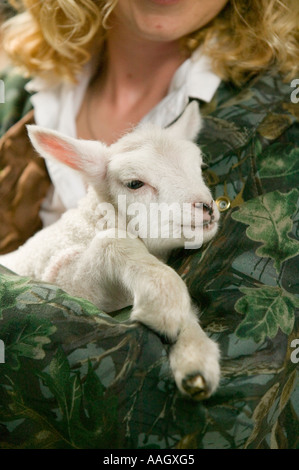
[182,372,211,401]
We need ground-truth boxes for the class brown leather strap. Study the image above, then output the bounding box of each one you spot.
[0,110,52,254]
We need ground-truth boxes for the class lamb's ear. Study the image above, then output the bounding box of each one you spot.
[167,101,202,141]
[27,125,108,180]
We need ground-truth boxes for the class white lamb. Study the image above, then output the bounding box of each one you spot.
[0,102,221,400]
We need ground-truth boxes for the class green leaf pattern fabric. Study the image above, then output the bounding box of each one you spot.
[235,286,298,342]
[232,189,299,272]
[0,70,298,448]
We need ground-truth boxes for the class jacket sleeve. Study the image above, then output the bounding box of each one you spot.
[0,69,51,254]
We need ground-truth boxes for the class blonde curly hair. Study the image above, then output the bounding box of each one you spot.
[2,0,299,84]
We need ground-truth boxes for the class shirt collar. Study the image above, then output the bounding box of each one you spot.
[169,47,221,103]
[140,47,221,128]
[26,46,221,103]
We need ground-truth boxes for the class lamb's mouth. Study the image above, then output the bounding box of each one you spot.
[181,219,217,231]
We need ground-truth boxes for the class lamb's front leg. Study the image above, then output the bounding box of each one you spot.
[129,257,220,399]
[73,233,220,399]
[117,237,220,399]
[168,315,220,400]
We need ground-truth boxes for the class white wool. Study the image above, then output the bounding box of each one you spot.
[0,102,220,400]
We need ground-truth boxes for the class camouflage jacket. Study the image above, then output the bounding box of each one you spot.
[0,68,298,449]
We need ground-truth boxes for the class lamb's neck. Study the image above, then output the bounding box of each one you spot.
[77,186,109,226]
[78,185,106,210]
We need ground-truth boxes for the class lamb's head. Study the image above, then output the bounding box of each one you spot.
[28,102,220,255]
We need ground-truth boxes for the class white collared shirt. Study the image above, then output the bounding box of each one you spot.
[26,48,221,226]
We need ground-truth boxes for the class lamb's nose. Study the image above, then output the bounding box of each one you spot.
[194,201,214,216]
[193,201,214,222]
[202,202,214,216]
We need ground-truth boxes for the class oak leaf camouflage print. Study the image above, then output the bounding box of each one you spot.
[232,189,299,272]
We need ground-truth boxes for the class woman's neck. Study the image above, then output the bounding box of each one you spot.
[77,19,188,144]
[102,22,187,109]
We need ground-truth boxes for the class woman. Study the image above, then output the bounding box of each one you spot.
[0,0,298,449]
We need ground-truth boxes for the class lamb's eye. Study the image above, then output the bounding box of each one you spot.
[126,180,145,190]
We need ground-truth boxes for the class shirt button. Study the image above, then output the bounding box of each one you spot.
[216,196,231,212]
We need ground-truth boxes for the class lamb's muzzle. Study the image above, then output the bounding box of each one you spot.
[202,201,214,217]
